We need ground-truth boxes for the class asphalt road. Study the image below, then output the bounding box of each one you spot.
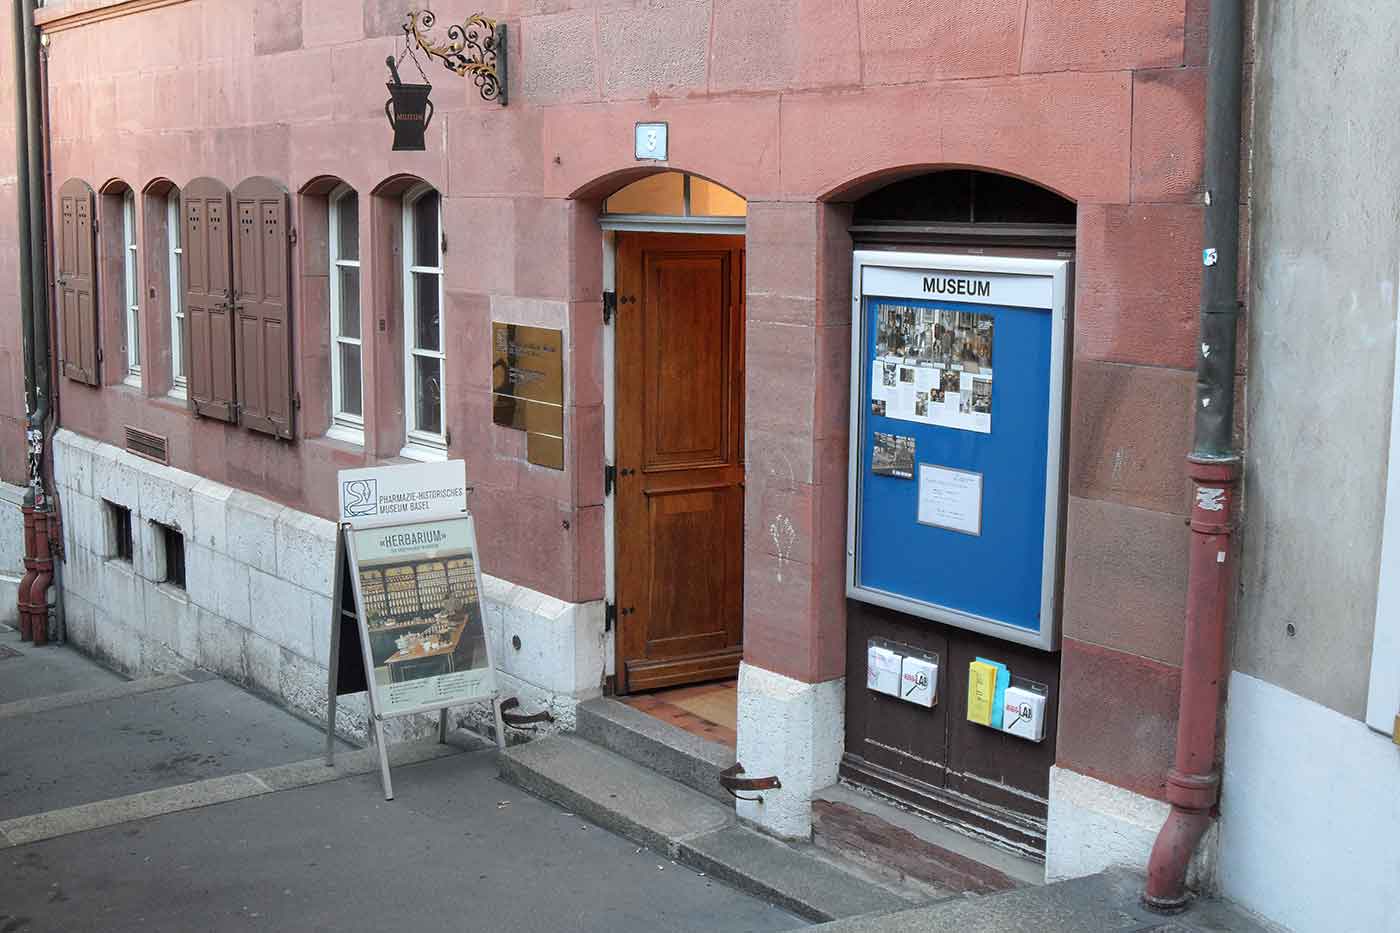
[0,741,804,933]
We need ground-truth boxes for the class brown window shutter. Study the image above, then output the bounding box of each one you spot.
[57,179,100,385]
[232,177,295,440]
[183,177,237,422]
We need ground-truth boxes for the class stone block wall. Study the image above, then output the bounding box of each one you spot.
[51,429,602,742]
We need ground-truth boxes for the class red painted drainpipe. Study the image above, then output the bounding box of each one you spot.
[1144,460,1239,908]
[26,505,51,645]
[1144,0,1245,912]
[18,499,37,640]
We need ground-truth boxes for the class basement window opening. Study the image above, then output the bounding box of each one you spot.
[156,522,186,589]
[107,501,133,562]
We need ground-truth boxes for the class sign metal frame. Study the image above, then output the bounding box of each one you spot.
[845,250,1073,651]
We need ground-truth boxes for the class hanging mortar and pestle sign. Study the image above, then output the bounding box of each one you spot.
[385,11,508,152]
[385,56,434,152]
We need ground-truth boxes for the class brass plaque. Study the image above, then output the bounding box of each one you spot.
[527,433,565,471]
[492,322,565,470]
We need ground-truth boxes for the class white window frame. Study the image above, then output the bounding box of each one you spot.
[1366,299,1400,737]
[400,184,446,462]
[328,185,365,446]
[122,190,140,387]
[167,192,186,399]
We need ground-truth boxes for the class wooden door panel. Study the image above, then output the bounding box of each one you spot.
[642,485,740,651]
[645,255,731,469]
[616,233,746,695]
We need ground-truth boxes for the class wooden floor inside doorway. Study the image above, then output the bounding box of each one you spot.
[621,679,738,748]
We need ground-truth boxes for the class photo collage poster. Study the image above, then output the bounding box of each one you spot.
[870,300,994,434]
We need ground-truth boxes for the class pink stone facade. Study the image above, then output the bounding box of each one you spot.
[3,0,1214,805]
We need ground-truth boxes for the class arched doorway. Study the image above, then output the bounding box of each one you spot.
[602,173,748,707]
[839,169,1075,860]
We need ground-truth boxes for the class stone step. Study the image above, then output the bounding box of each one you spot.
[575,696,736,804]
[679,823,929,923]
[806,869,1281,932]
[499,732,917,922]
[813,783,1044,896]
[498,733,735,856]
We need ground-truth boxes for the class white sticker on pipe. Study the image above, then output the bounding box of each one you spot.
[1197,488,1226,511]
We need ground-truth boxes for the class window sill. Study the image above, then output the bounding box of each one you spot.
[399,441,447,463]
[121,373,143,390]
[167,386,187,402]
[326,423,365,447]
[154,581,189,602]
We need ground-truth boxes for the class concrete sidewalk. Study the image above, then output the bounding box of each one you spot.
[0,628,803,932]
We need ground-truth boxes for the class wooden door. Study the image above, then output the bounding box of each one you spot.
[615,233,745,694]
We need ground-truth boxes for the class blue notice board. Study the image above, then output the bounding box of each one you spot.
[846,252,1071,651]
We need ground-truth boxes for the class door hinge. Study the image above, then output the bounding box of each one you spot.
[605,601,616,633]
[441,231,448,254]
[92,218,98,233]
[602,290,616,325]
[292,392,301,410]
[1392,713,1400,746]
[96,347,103,363]
[604,463,616,497]
[289,226,298,247]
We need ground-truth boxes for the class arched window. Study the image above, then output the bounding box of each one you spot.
[402,183,445,459]
[602,172,746,218]
[328,184,363,444]
[166,187,185,394]
[121,188,139,385]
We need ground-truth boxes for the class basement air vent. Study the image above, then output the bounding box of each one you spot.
[124,426,169,465]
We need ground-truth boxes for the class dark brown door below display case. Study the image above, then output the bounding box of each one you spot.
[614,233,746,695]
[842,600,1061,858]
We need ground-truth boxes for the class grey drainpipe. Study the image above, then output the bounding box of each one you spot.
[23,0,49,446]
[13,0,33,421]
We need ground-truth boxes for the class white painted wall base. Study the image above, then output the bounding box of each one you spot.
[734,661,844,840]
[1219,671,1400,933]
[51,430,603,744]
[1045,766,1216,891]
[0,481,24,628]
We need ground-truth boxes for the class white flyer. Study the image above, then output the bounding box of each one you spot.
[917,464,983,536]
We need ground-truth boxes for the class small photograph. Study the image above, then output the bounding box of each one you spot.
[876,305,919,358]
[959,389,973,414]
[871,431,916,479]
[899,367,915,384]
[971,378,992,414]
[971,317,994,370]
[931,381,946,403]
[871,398,887,417]
[941,367,962,395]
[914,392,929,418]
[935,310,958,364]
[882,362,898,388]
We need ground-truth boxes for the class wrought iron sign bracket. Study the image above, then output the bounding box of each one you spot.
[404,10,508,106]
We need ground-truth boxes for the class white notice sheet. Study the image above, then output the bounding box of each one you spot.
[917,464,982,536]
